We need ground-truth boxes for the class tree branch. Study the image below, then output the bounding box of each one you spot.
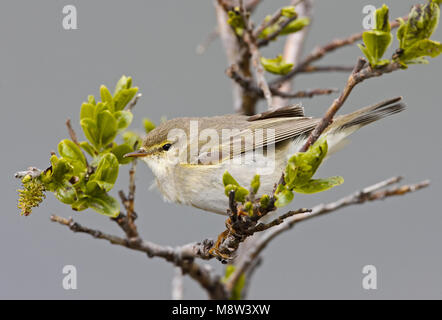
[226,64,337,99]
[272,0,313,107]
[239,0,273,108]
[50,215,227,299]
[225,177,430,293]
[271,16,406,87]
[299,57,401,152]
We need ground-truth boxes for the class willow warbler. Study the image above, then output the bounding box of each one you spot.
[125,97,404,214]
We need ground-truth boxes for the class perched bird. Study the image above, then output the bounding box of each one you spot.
[125,97,404,214]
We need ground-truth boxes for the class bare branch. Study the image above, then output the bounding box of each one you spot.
[256,14,299,47]
[252,208,312,233]
[299,65,354,73]
[225,178,430,293]
[299,57,401,152]
[273,88,338,99]
[171,267,184,300]
[272,0,313,107]
[66,119,91,169]
[14,167,42,179]
[127,93,142,112]
[271,16,407,87]
[50,214,227,299]
[196,27,219,55]
[65,119,81,146]
[239,0,273,108]
[227,64,336,99]
[214,0,243,112]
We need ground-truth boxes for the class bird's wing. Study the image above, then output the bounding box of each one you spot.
[196,116,320,164]
[247,104,305,121]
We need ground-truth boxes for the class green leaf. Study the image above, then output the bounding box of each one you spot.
[227,9,245,36]
[114,110,133,132]
[234,186,249,203]
[280,17,310,35]
[45,156,74,190]
[375,4,391,32]
[71,197,89,211]
[275,188,294,208]
[260,194,270,209]
[244,201,253,215]
[80,103,95,120]
[260,55,294,75]
[293,176,344,194]
[113,87,138,111]
[55,183,77,204]
[80,141,97,157]
[96,110,117,148]
[143,118,156,134]
[58,139,86,167]
[281,6,296,18]
[250,174,260,194]
[359,30,392,67]
[114,75,132,95]
[122,131,142,150]
[358,5,393,67]
[111,144,134,164]
[400,39,442,63]
[93,102,110,118]
[80,118,100,150]
[223,171,239,187]
[398,2,440,50]
[100,85,114,112]
[285,137,328,188]
[88,95,96,105]
[86,193,120,217]
[88,153,119,192]
[224,184,249,203]
[223,265,246,300]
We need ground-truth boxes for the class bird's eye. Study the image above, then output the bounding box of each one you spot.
[162,143,172,151]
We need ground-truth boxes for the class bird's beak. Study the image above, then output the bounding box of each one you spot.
[124,149,149,158]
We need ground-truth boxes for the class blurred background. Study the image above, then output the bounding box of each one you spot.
[0,0,441,299]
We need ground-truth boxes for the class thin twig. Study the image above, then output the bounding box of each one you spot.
[65,119,80,146]
[196,27,219,55]
[227,64,336,99]
[127,93,142,112]
[299,65,354,73]
[252,208,312,233]
[299,57,401,152]
[127,159,138,232]
[66,119,91,169]
[50,214,227,299]
[239,0,273,108]
[171,267,184,300]
[225,178,430,293]
[272,0,313,107]
[215,0,243,112]
[256,14,299,47]
[253,8,285,40]
[271,16,407,87]
[272,88,338,99]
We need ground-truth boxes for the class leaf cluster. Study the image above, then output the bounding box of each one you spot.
[222,137,344,213]
[17,76,150,217]
[359,2,441,68]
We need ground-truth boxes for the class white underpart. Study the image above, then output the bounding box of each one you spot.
[143,128,356,215]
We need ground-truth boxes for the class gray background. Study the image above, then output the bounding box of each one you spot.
[1,0,441,299]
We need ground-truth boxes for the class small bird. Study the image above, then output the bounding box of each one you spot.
[125,97,404,215]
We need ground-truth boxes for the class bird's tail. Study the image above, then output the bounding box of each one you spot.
[330,96,405,133]
[323,97,405,155]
